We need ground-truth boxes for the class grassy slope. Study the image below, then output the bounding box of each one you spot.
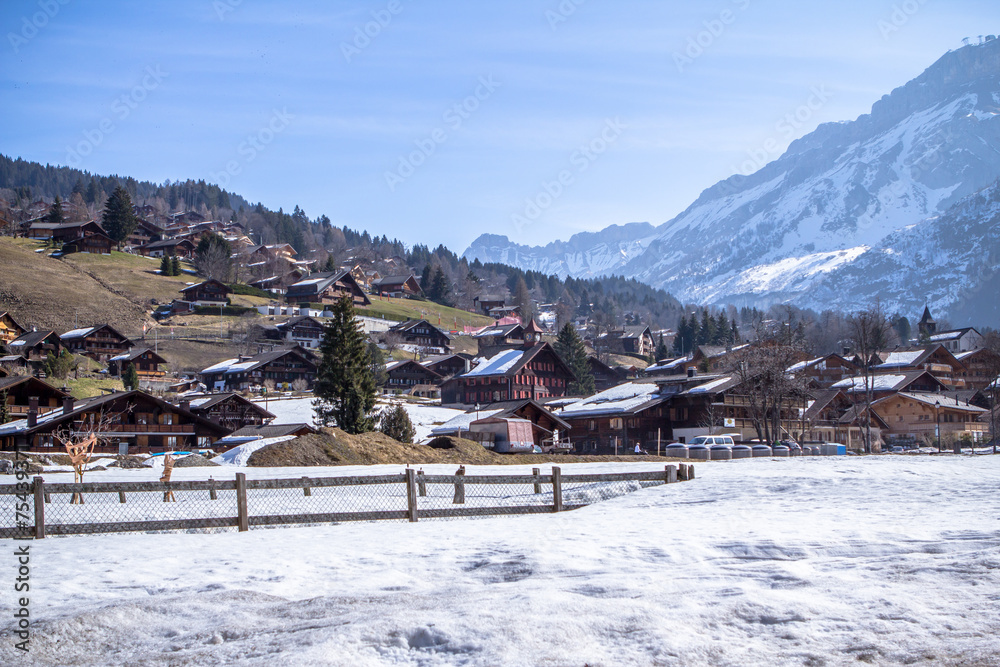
[359,296,493,331]
[0,238,147,335]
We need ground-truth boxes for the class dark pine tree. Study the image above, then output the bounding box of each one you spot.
[553,323,594,396]
[159,255,171,274]
[102,185,139,250]
[170,255,181,276]
[378,403,416,443]
[43,196,65,224]
[655,333,669,361]
[123,363,140,391]
[313,296,377,433]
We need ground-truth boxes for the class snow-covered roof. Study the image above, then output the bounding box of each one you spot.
[431,409,504,435]
[786,357,824,373]
[559,383,662,417]
[201,358,240,373]
[681,376,736,395]
[462,349,526,377]
[877,351,924,367]
[60,326,96,339]
[832,374,908,393]
[886,393,988,412]
[645,357,687,373]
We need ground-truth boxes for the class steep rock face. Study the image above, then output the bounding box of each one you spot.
[466,40,1000,324]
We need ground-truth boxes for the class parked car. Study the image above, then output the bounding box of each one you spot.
[689,435,735,447]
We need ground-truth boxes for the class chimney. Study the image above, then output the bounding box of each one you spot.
[27,397,38,428]
[63,396,75,415]
[687,367,697,378]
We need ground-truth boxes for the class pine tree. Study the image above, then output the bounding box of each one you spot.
[43,196,65,224]
[367,340,387,387]
[514,276,533,321]
[419,265,432,294]
[102,185,139,250]
[85,179,99,205]
[123,363,140,391]
[378,403,416,443]
[554,323,594,396]
[313,296,376,433]
[673,315,687,355]
[655,333,669,361]
[159,255,171,274]
[170,255,181,276]
[429,266,451,306]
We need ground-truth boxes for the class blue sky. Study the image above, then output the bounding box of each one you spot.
[2,0,997,250]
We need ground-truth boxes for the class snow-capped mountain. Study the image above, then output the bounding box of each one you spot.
[464,223,657,278]
[465,40,1000,324]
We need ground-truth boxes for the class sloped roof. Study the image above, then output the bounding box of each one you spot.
[9,329,58,350]
[559,382,664,417]
[0,389,230,437]
[109,347,167,364]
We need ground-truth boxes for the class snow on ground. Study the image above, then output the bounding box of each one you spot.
[257,396,465,442]
[4,455,999,666]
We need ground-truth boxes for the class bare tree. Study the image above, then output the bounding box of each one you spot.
[846,302,892,453]
[229,313,264,356]
[291,378,308,393]
[727,321,810,444]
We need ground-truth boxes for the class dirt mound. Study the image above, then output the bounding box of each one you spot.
[174,454,220,468]
[247,428,500,467]
[110,456,153,469]
[245,428,682,467]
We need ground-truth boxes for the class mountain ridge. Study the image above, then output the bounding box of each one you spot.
[464,40,1000,325]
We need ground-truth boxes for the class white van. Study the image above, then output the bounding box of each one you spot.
[689,435,735,446]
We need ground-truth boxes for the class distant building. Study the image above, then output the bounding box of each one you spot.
[199,347,318,392]
[371,275,422,298]
[107,347,168,379]
[183,393,275,432]
[180,279,232,307]
[385,319,452,352]
[285,270,370,306]
[0,390,231,453]
[60,324,133,362]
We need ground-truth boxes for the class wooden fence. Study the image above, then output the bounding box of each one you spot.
[0,465,695,539]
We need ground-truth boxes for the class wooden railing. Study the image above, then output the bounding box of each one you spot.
[0,466,696,539]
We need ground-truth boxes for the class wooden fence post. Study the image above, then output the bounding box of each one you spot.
[417,470,426,497]
[552,467,563,512]
[677,464,688,481]
[208,477,217,500]
[302,477,312,496]
[235,473,249,532]
[118,491,127,503]
[32,477,45,540]
[532,467,541,494]
[405,468,419,522]
[687,464,695,480]
[452,465,466,504]
[665,465,677,484]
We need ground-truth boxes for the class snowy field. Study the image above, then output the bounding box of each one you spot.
[257,396,465,442]
[3,456,999,666]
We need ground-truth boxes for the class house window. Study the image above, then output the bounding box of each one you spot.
[610,418,623,429]
[588,420,596,431]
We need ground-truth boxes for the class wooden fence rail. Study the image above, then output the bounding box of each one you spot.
[0,464,695,539]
